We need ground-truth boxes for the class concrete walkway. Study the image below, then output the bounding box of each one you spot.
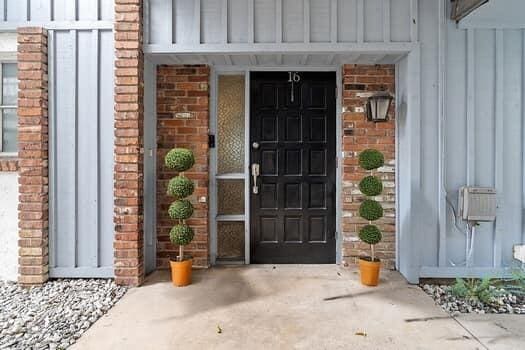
[73,266,523,350]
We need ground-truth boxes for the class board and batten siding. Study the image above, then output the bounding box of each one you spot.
[0,0,116,278]
[413,0,525,279]
[145,0,417,47]
[442,26,525,270]
[0,0,113,25]
[47,28,115,278]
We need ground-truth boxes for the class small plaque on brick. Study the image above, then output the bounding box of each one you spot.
[174,112,194,119]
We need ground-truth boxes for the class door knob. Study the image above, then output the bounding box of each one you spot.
[252,142,260,149]
[251,163,260,194]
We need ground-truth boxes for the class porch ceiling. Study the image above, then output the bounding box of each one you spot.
[147,53,405,67]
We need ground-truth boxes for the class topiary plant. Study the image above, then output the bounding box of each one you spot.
[168,199,194,220]
[165,148,195,172]
[359,199,383,221]
[358,148,385,263]
[164,147,196,262]
[359,175,383,196]
[170,224,195,246]
[359,225,382,246]
[358,149,384,170]
[167,175,195,199]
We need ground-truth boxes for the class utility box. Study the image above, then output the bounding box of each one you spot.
[514,245,525,263]
[458,186,497,222]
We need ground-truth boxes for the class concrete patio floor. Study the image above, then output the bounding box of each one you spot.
[72,265,524,350]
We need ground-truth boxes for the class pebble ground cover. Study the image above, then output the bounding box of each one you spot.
[0,279,126,349]
[422,282,525,315]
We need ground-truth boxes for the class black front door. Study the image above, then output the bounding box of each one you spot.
[250,72,336,263]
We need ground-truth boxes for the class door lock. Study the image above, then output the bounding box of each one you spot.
[251,163,260,194]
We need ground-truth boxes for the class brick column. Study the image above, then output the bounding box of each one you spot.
[341,64,396,269]
[17,27,49,285]
[114,0,145,285]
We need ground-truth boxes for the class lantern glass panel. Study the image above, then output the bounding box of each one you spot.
[376,97,391,121]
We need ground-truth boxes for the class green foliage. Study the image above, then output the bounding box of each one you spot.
[358,149,384,170]
[168,199,194,220]
[165,148,195,172]
[359,199,383,221]
[169,224,194,246]
[167,175,194,199]
[358,225,382,245]
[451,278,501,304]
[359,175,383,196]
[493,267,525,297]
[357,148,385,257]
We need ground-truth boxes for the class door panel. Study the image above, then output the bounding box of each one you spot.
[250,72,336,263]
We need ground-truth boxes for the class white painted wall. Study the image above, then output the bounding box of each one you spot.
[0,173,18,281]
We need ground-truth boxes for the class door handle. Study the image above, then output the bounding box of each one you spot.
[251,163,260,194]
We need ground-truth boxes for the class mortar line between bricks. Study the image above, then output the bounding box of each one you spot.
[450,315,489,350]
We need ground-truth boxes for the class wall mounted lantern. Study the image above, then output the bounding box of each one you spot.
[357,92,394,122]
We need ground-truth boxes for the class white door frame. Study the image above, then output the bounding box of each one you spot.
[209,66,343,265]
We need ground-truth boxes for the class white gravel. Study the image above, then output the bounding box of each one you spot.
[422,284,525,315]
[0,279,127,349]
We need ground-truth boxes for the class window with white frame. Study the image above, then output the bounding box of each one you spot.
[0,62,17,154]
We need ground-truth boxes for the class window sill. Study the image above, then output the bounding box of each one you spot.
[0,156,18,172]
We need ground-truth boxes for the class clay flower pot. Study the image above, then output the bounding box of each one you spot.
[170,258,192,287]
[359,257,380,286]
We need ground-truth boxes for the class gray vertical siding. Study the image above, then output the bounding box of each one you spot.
[416,0,525,277]
[48,28,114,277]
[444,27,525,269]
[143,58,157,274]
[0,0,113,22]
[146,0,416,46]
[0,0,116,277]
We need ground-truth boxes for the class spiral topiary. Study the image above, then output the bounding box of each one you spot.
[170,224,195,246]
[358,225,382,245]
[359,175,383,196]
[167,175,195,199]
[359,199,383,221]
[165,148,195,172]
[358,149,384,170]
[168,199,194,220]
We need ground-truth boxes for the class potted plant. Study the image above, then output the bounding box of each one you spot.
[357,149,384,286]
[165,148,196,287]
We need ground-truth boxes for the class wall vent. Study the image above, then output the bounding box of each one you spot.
[458,186,497,222]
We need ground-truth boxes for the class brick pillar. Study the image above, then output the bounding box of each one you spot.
[17,27,49,285]
[341,64,396,269]
[114,0,145,285]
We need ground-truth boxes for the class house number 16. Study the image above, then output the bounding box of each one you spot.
[288,72,301,103]
[288,72,301,82]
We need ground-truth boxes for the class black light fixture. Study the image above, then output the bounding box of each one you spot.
[365,92,393,122]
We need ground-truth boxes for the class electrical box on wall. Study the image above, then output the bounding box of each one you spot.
[458,187,497,222]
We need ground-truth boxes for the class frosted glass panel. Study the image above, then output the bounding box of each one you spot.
[2,109,17,152]
[2,63,17,106]
[217,75,245,174]
[218,221,245,259]
[217,180,244,215]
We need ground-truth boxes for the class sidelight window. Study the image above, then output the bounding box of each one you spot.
[0,62,17,154]
[213,74,247,261]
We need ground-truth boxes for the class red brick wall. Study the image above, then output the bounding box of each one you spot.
[0,158,18,171]
[17,27,49,285]
[114,0,144,286]
[341,64,396,269]
[156,65,210,269]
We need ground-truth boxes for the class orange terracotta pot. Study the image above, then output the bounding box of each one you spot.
[170,258,192,287]
[359,257,381,286]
